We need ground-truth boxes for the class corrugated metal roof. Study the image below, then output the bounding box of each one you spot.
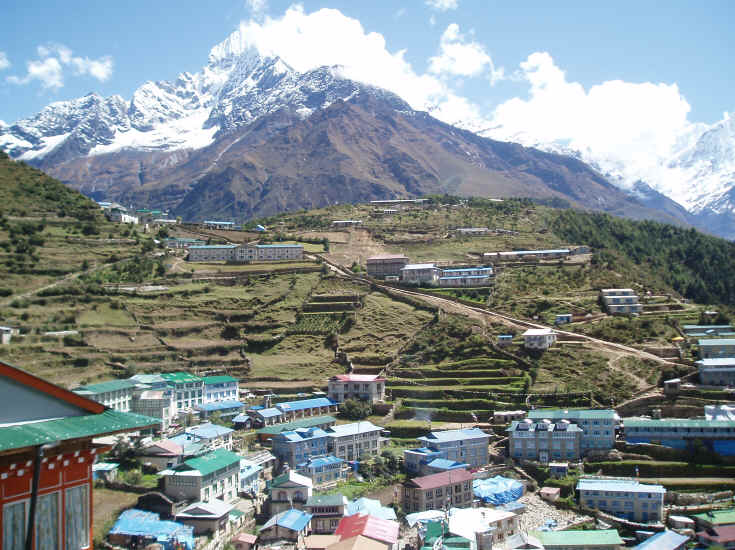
[0,409,160,452]
[577,478,665,494]
[260,509,312,532]
[535,529,623,547]
[298,454,343,468]
[185,422,233,439]
[194,400,244,412]
[276,397,336,412]
[257,416,336,435]
[188,245,238,249]
[405,469,473,489]
[693,508,735,525]
[160,372,203,383]
[335,514,399,545]
[699,339,735,346]
[73,379,137,394]
[177,448,240,476]
[633,530,689,550]
[625,417,735,429]
[426,458,469,470]
[255,244,302,248]
[306,494,347,507]
[202,375,238,384]
[326,421,382,437]
[277,427,329,442]
[346,497,398,521]
[527,408,616,420]
[420,427,488,443]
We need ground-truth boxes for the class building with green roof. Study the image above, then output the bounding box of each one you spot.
[162,448,241,503]
[534,529,623,550]
[203,375,238,403]
[693,508,735,529]
[73,379,138,412]
[625,417,735,456]
[305,494,348,533]
[161,372,204,410]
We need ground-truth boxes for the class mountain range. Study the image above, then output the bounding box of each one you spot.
[0,28,732,238]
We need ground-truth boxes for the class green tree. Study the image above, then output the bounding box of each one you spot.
[341,398,372,420]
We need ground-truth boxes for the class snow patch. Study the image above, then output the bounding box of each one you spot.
[18,133,70,160]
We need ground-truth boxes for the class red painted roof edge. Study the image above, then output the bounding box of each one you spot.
[405,468,473,489]
[0,360,105,414]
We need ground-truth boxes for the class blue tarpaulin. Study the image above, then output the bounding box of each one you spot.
[473,475,524,505]
[109,509,194,550]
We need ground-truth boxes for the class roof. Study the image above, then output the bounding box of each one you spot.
[366,254,409,261]
[699,338,735,346]
[697,525,735,543]
[255,243,302,248]
[576,478,666,494]
[540,486,561,495]
[527,408,616,420]
[331,374,384,382]
[203,220,234,224]
[326,421,383,437]
[405,468,473,489]
[624,417,735,429]
[426,458,469,470]
[509,420,583,433]
[144,439,184,456]
[523,328,554,336]
[257,415,336,435]
[346,497,398,521]
[93,462,119,471]
[239,458,263,476]
[189,244,238,249]
[535,529,623,547]
[176,500,233,519]
[276,427,329,442]
[202,375,238,384]
[304,534,342,549]
[160,372,203,383]
[260,509,312,532]
[256,407,284,418]
[693,508,735,525]
[185,422,234,439]
[401,263,437,270]
[697,358,735,367]
[441,267,493,273]
[420,427,488,443]
[328,535,389,550]
[299,455,344,468]
[232,533,258,544]
[0,409,160,453]
[634,530,689,550]
[73,379,137,394]
[271,470,313,489]
[276,397,336,412]
[335,514,399,545]
[306,494,347,507]
[683,325,733,330]
[109,509,194,544]
[493,249,570,255]
[176,448,241,476]
[194,400,244,412]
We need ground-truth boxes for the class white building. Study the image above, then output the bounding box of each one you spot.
[522,328,556,350]
[188,243,303,263]
[327,373,386,403]
[577,478,665,523]
[400,263,441,285]
[131,389,175,431]
[438,266,493,287]
[203,375,239,403]
[73,379,137,412]
[326,421,385,461]
[106,207,139,224]
[697,358,735,386]
[601,289,642,315]
[162,448,241,503]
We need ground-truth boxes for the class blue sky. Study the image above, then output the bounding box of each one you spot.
[0,0,732,128]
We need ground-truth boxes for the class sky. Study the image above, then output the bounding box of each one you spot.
[0,0,733,149]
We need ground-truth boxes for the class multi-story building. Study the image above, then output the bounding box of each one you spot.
[400,263,441,285]
[131,389,174,431]
[407,428,489,471]
[438,266,494,287]
[184,422,234,451]
[188,243,304,263]
[195,399,244,420]
[271,427,330,468]
[448,507,520,547]
[256,416,337,444]
[624,417,735,456]
[161,372,204,411]
[305,494,348,533]
[258,509,312,546]
[366,254,409,278]
[403,469,474,513]
[203,375,239,403]
[483,249,570,262]
[534,529,624,550]
[577,478,666,523]
[699,338,735,359]
[162,448,241,503]
[600,289,642,315]
[522,328,557,350]
[327,374,386,403]
[297,455,347,488]
[697,358,735,386]
[508,420,583,462]
[72,379,137,412]
[527,409,617,452]
[269,471,313,514]
[275,397,340,421]
[326,421,384,461]
[239,458,263,496]
[682,324,735,338]
[203,220,235,230]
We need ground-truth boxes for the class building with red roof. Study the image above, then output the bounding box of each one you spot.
[403,468,474,513]
[334,514,399,549]
[697,525,735,548]
[328,374,386,404]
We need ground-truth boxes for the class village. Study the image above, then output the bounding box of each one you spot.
[1,197,734,550]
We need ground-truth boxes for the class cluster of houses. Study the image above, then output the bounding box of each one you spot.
[187,242,304,263]
[365,254,494,288]
[98,201,177,226]
[686,323,735,386]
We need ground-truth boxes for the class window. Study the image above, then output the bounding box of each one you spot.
[66,484,89,549]
[3,500,27,550]
[37,492,59,550]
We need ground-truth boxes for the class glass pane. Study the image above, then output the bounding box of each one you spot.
[36,492,59,550]
[3,500,27,550]
[65,485,89,550]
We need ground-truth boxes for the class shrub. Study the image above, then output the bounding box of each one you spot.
[341,398,373,420]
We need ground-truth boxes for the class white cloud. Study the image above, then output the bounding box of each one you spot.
[245,0,267,17]
[6,43,113,89]
[429,14,437,26]
[490,52,692,166]
[0,52,10,71]
[425,0,459,11]
[429,23,504,83]
[230,6,484,125]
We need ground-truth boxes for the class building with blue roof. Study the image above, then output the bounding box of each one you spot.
[259,509,312,545]
[272,427,330,467]
[181,422,234,451]
[297,454,346,487]
[194,399,244,420]
[438,266,494,287]
[404,447,444,474]
[108,509,194,550]
[634,530,689,550]
[699,338,735,359]
[577,478,665,523]
[239,458,263,496]
[249,406,285,427]
[697,357,735,386]
[424,458,471,474]
[415,427,490,469]
[346,496,398,521]
[275,397,339,419]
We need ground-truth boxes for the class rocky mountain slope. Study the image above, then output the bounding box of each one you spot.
[0,28,710,229]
